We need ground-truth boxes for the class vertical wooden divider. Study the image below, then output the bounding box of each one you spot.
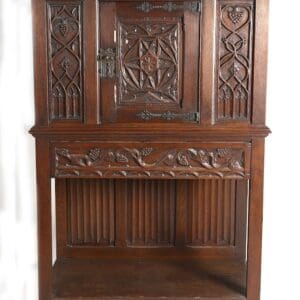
[252,0,270,125]
[83,0,99,124]
[115,179,127,247]
[98,2,116,123]
[235,180,248,259]
[55,179,67,258]
[36,138,52,300]
[247,138,265,300]
[200,0,216,124]
[176,180,187,247]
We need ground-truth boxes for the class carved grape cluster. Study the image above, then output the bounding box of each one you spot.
[88,148,101,162]
[140,148,154,157]
[228,7,244,25]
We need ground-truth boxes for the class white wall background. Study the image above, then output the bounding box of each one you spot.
[0,0,37,299]
[0,0,299,299]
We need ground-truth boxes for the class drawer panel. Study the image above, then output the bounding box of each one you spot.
[52,142,251,179]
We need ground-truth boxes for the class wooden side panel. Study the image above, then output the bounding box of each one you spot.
[66,179,115,246]
[216,0,254,122]
[47,2,83,121]
[126,180,176,247]
[187,179,239,247]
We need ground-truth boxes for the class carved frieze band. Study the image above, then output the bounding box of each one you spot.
[216,1,254,122]
[47,3,83,121]
[54,145,249,179]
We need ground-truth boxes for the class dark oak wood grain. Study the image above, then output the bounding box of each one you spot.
[99,1,200,123]
[246,138,265,300]
[83,0,99,124]
[31,0,269,299]
[55,178,248,259]
[52,258,247,299]
[36,138,52,300]
[52,142,251,179]
[47,2,83,121]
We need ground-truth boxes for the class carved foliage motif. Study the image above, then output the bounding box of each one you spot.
[55,147,246,179]
[217,2,253,121]
[48,4,82,120]
[118,20,181,105]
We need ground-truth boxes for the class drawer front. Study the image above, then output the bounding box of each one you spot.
[52,142,251,179]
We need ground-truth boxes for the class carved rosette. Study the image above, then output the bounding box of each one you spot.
[48,3,83,121]
[54,146,249,179]
[118,20,181,104]
[217,1,254,121]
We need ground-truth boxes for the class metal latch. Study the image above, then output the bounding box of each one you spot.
[136,110,200,122]
[136,1,201,13]
[97,48,116,79]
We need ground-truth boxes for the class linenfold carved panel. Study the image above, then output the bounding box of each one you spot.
[118,19,182,105]
[217,1,254,121]
[187,179,237,246]
[47,3,83,120]
[53,143,250,179]
[66,179,115,246]
[126,180,176,247]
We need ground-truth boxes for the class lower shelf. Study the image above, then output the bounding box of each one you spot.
[52,258,246,299]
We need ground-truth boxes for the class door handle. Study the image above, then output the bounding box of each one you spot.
[97,48,116,79]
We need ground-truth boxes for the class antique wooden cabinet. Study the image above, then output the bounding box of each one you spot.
[30,0,270,299]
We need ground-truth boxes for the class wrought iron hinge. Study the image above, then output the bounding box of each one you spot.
[136,110,200,122]
[137,1,201,13]
[97,48,116,79]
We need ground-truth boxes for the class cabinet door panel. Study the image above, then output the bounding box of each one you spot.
[99,1,201,123]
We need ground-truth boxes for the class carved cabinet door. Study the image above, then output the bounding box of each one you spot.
[99,1,201,123]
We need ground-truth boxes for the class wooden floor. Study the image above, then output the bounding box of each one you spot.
[52,258,246,299]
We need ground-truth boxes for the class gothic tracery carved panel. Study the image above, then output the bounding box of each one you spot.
[217,1,254,121]
[118,19,182,105]
[48,3,83,120]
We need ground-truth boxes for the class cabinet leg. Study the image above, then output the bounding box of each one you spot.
[246,138,265,300]
[36,138,52,300]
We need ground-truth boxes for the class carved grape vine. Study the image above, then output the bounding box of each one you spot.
[55,147,246,179]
